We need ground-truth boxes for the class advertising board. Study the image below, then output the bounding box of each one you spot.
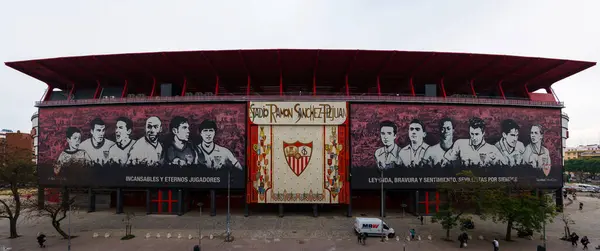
[247,102,350,204]
[350,104,562,189]
[38,103,246,188]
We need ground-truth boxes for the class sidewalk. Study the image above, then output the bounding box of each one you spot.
[0,196,598,250]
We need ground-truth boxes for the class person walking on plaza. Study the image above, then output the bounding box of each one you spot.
[571,232,580,247]
[36,233,46,248]
[492,238,499,251]
[458,232,468,248]
[581,235,590,250]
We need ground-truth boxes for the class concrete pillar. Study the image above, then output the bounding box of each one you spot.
[347,186,352,217]
[116,188,123,214]
[88,188,96,213]
[210,189,216,216]
[146,189,151,214]
[380,189,386,218]
[415,190,420,216]
[278,204,284,217]
[244,194,249,217]
[177,189,183,216]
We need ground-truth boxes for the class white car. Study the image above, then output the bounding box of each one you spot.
[353,217,395,238]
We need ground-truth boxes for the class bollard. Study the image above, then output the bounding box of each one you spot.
[145,233,151,239]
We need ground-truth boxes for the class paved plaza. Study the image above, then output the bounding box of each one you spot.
[0,195,599,250]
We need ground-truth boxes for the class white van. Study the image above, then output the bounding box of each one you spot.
[353,217,395,237]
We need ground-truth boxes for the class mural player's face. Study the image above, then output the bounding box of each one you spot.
[67,132,81,150]
[503,128,519,147]
[201,128,215,144]
[145,118,162,142]
[91,124,105,143]
[530,126,543,144]
[174,122,190,141]
[380,126,396,147]
[409,123,425,143]
[115,121,131,142]
[440,121,454,141]
[469,127,484,146]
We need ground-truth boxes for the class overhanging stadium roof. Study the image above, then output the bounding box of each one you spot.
[4,49,596,94]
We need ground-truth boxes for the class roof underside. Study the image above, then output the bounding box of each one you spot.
[4,49,596,94]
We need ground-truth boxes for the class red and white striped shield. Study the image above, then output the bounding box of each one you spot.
[283,141,313,176]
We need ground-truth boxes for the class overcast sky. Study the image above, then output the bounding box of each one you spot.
[0,0,598,147]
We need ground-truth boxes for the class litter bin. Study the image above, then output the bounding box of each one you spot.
[536,245,546,251]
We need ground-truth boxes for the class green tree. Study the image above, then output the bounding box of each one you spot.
[0,145,36,238]
[432,170,497,240]
[489,185,557,241]
[565,158,600,181]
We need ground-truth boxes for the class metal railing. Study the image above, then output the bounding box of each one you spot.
[35,94,564,108]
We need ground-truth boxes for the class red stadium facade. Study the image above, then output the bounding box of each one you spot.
[5,49,596,217]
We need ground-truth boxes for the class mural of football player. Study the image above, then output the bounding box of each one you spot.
[399,119,429,167]
[196,119,242,170]
[79,118,115,165]
[523,124,551,169]
[495,119,525,166]
[108,117,136,165]
[127,116,164,166]
[444,117,507,166]
[374,120,402,170]
[423,118,454,167]
[56,127,92,168]
[165,116,200,166]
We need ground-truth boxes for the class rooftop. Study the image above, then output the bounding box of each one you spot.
[4,49,595,107]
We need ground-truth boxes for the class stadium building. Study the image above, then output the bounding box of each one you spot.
[5,49,596,217]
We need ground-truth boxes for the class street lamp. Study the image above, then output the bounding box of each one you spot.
[68,203,71,251]
[380,169,385,242]
[225,168,232,242]
[539,195,547,249]
[197,202,203,247]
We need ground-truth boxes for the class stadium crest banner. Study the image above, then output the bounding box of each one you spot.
[350,103,563,189]
[247,101,350,204]
[37,103,246,188]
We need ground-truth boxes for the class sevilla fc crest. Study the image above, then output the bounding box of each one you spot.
[283,141,313,176]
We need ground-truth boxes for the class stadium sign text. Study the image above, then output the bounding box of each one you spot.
[249,101,347,125]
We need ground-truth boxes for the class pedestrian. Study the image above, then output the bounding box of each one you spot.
[580,202,584,210]
[458,232,468,248]
[492,238,499,251]
[357,232,362,244]
[360,233,367,245]
[36,233,46,248]
[193,244,200,251]
[409,229,416,240]
[571,232,579,247]
[419,215,424,225]
[581,235,590,250]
